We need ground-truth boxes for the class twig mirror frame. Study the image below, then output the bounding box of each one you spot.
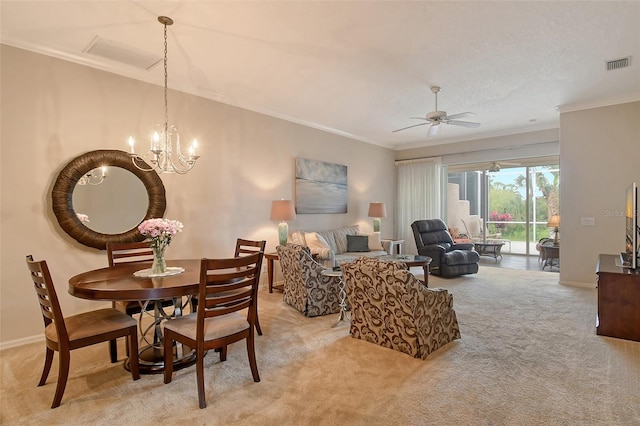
[52,149,166,249]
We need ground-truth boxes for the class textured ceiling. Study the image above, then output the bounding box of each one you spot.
[2,1,639,150]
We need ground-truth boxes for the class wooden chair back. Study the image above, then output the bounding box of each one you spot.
[26,255,69,344]
[234,238,266,257]
[233,239,266,334]
[107,241,153,267]
[196,252,263,334]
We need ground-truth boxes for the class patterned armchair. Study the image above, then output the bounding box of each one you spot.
[276,244,342,317]
[342,257,461,359]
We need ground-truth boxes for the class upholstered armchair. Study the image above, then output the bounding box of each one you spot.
[342,257,460,359]
[411,219,480,278]
[276,244,342,317]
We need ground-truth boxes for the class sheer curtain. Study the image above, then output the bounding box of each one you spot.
[395,157,442,254]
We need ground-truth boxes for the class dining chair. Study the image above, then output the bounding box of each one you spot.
[191,238,266,335]
[106,241,175,362]
[234,239,266,335]
[25,255,140,408]
[163,252,263,409]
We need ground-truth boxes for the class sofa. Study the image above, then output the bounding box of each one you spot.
[289,225,391,267]
[342,257,461,359]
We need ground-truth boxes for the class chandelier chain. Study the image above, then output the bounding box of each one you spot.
[163,22,169,140]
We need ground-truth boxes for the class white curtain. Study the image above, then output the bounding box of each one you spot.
[395,157,442,254]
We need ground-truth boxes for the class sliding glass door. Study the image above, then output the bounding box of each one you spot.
[448,159,559,255]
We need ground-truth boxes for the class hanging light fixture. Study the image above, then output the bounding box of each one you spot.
[77,166,108,185]
[128,16,200,174]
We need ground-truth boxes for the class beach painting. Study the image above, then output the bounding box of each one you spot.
[295,158,347,214]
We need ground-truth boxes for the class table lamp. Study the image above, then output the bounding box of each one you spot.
[270,200,296,246]
[368,202,387,233]
[547,215,560,246]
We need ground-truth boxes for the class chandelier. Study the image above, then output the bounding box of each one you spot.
[77,166,107,185]
[128,16,200,174]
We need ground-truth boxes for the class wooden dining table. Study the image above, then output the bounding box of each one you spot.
[69,259,201,374]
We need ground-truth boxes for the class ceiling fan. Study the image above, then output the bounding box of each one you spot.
[488,161,521,172]
[393,86,481,136]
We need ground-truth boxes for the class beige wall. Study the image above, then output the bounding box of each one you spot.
[0,45,396,345]
[559,101,640,286]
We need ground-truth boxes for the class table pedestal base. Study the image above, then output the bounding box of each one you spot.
[124,344,199,374]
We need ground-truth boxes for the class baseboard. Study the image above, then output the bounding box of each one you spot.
[0,334,42,351]
[560,280,596,289]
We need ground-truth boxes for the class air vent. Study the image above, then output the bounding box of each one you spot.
[606,56,632,71]
[84,36,162,70]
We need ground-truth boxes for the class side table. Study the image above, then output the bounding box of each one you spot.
[264,252,282,293]
[540,243,560,271]
[321,269,349,327]
[378,254,431,287]
[382,239,405,255]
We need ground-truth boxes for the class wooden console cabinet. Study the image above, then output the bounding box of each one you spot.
[596,254,640,342]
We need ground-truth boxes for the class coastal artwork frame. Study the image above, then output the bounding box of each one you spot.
[295,158,347,214]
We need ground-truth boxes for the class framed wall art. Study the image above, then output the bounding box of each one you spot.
[295,158,347,214]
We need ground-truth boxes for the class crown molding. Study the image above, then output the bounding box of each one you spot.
[556,92,640,114]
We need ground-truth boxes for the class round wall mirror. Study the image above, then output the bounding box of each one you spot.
[72,167,149,234]
[52,150,166,249]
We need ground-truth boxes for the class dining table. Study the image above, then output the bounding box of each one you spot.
[69,259,201,374]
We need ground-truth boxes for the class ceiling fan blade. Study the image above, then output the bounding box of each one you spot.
[447,120,481,128]
[409,116,430,121]
[392,122,429,133]
[446,112,476,120]
[427,123,440,136]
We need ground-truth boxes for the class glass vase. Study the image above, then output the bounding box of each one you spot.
[151,246,167,274]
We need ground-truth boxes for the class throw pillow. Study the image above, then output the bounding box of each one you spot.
[449,227,460,239]
[346,235,370,252]
[290,230,307,246]
[358,231,384,251]
[305,232,331,251]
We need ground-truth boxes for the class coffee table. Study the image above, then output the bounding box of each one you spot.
[474,241,505,261]
[378,254,431,287]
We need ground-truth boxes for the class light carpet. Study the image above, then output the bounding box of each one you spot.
[1,266,639,425]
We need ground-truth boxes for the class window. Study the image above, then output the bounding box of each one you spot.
[448,158,559,255]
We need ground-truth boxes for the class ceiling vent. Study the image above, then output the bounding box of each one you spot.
[84,36,162,70]
[605,56,632,71]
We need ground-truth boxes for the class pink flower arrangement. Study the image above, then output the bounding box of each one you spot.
[138,218,183,251]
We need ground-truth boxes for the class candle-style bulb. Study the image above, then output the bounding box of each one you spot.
[151,132,160,151]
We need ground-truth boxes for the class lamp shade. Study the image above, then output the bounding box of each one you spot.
[270,200,296,221]
[547,215,560,228]
[368,202,387,218]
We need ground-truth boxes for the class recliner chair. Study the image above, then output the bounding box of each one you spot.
[411,219,480,278]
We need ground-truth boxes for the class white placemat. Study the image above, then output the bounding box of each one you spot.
[133,267,185,278]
